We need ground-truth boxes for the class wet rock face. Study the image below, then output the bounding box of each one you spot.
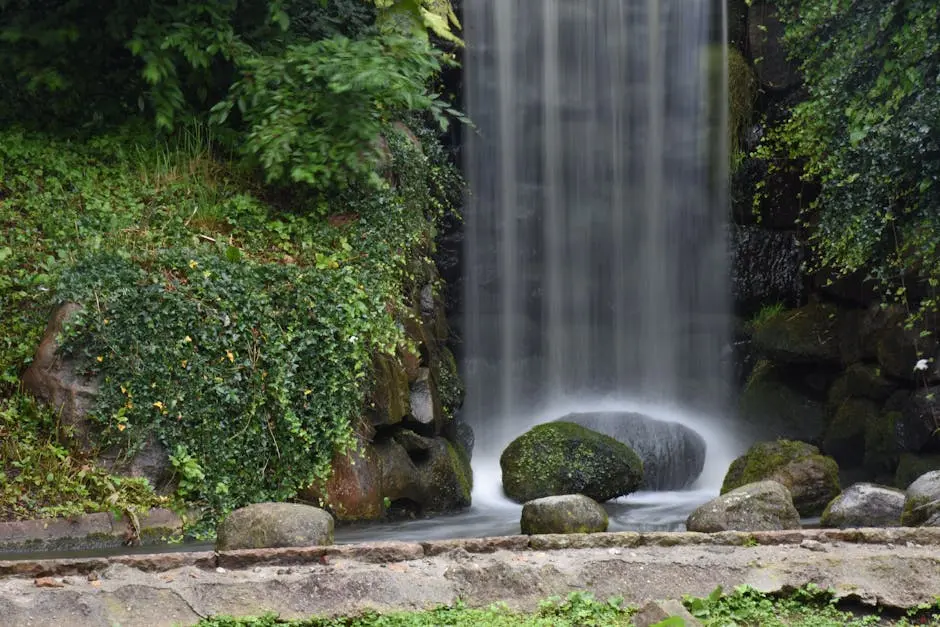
[557,412,706,491]
[820,483,905,529]
[519,494,608,535]
[729,225,803,316]
[687,481,801,533]
[747,1,801,91]
[215,503,334,551]
[500,422,643,504]
[722,440,841,517]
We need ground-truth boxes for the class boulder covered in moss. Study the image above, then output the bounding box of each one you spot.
[901,471,940,526]
[827,364,897,409]
[722,440,840,517]
[749,302,858,365]
[864,410,901,475]
[216,502,334,551]
[520,494,609,535]
[895,387,940,454]
[687,481,801,533]
[823,398,877,468]
[820,483,904,528]
[500,422,643,504]
[738,361,827,443]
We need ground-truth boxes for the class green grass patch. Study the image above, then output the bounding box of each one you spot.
[194,587,940,627]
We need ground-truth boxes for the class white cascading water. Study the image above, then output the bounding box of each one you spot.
[463,0,742,526]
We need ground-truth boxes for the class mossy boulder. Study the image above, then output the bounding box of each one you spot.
[369,353,410,426]
[215,502,334,551]
[895,453,940,489]
[828,364,897,408]
[520,494,609,535]
[820,483,904,528]
[500,422,643,504]
[739,361,827,443]
[687,481,801,533]
[896,387,940,454]
[722,440,840,517]
[299,443,383,521]
[864,411,901,475]
[823,398,877,468]
[901,471,940,526]
[749,302,859,365]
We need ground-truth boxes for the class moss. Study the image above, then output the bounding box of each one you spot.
[446,441,473,503]
[748,302,844,364]
[436,347,463,420]
[370,354,410,425]
[728,47,758,151]
[823,398,875,467]
[500,422,643,503]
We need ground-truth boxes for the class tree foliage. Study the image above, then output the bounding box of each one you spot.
[764,0,940,316]
[0,0,462,192]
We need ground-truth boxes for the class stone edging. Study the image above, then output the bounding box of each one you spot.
[0,509,183,555]
[2,527,939,579]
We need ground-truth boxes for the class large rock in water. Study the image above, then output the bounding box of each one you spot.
[820,483,905,528]
[686,481,801,533]
[558,412,706,490]
[901,471,940,527]
[215,503,334,551]
[722,440,840,517]
[520,494,609,535]
[500,422,643,503]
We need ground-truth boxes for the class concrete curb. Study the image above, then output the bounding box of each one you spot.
[3,527,939,579]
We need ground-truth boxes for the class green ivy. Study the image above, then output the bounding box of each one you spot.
[758,0,940,320]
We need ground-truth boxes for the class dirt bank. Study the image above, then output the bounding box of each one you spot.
[2,528,940,626]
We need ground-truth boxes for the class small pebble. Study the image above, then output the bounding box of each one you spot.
[607,548,622,556]
[216,567,227,574]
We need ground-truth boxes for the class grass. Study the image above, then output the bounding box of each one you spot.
[192,588,940,627]
[749,302,786,329]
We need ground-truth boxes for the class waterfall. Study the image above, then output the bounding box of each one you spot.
[462,0,738,502]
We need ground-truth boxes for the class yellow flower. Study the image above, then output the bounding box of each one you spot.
[117,423,126,432]
[188,260,198,269]
[181,359,188,368]
[153,401,164,410]
[184,336,192,343]
[96,355,104,362]
[226,350,234,363]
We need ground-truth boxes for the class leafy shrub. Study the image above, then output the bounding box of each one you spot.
[0,394,161,521]
[760,0,940,320]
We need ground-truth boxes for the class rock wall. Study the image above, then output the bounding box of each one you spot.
[729,4,940,488]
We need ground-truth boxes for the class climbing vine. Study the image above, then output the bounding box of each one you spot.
[758,0,940,322]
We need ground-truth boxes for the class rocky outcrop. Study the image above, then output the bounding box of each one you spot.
[747,1,801,91]
[901,471,940,527]
[557,412,706,490]
[215,502,334,551]
[722,440,840,517]
[519,495,608,535]
[820,483,905,529]
[500,422,643,504]
[749,302,860,366]
[687,481,801,532]
[738,362,827,443]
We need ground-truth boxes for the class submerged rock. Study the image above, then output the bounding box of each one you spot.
[687,481,801,533]
[901,471,940,527]
[520,494,608,535]
[500,422,643,503]
[722,440,840,517]
[558,412,706,490]
[820,483,905,529]
[216,503,334,551]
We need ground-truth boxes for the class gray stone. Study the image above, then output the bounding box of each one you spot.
[520,495,608,535]
[820,483,905,529]
[687,481,801,533]
[409,368,435,424]
[901,471,940,527]
[558,412,706,491]
[215,503,334,551]
[896,387,940,454]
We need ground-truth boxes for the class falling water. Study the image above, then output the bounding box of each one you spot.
[463,0,738,508]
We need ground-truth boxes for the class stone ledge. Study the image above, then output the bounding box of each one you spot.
[0,508,183,555]
[1,527,939,579]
